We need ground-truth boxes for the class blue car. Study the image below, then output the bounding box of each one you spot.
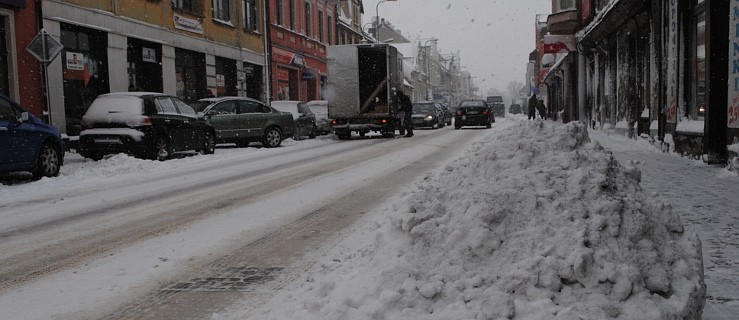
[0,94,64,179]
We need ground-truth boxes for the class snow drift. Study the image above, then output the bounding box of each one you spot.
[245,121,706,320]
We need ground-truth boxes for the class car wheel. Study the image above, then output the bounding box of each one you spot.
[152,135,171,161]
[33,143,61,179]
[201,130,216,154]
[262,127,282,148]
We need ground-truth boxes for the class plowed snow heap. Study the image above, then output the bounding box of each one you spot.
[258,122,706,320]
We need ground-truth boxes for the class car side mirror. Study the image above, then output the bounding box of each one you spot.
[197,112,205,119]
[20,112,29,122]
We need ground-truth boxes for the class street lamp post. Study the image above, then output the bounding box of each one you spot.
[375,0,397,42]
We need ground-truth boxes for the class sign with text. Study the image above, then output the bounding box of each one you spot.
[729,1,739,128]
[65,52,85,71]
[142,47,157,63]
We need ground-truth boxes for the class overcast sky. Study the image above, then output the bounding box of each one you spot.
[361,0,552,95]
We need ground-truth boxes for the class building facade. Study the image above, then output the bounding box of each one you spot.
[336,0,368,45]
[42,0,266,135]
[1,0,43,118]
[268,0,335,102]
[538,0,736,166]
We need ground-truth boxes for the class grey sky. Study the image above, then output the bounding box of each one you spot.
[362,0,551,95]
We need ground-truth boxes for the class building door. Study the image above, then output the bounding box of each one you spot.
[127,38,163,92]
[175,48,206,102]
[60,24,109,136]
[215,57,237,97]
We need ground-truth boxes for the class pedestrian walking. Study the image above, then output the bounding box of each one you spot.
[528,94,538,120]
[537,99,547,120]
[398,92,414,137]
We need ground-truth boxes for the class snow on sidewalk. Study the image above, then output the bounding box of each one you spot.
[590,129,739,320]
[218,121,706,320]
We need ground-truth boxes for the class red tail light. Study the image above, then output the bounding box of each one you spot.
[140,116,153,126]
[482,110,489,115]
[456,111,463,116]
[380,119,388,124]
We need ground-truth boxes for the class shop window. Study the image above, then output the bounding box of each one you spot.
[690,5,706,119]
[212,0,231,22]
[173,0,194,12]
[243,0,258,32]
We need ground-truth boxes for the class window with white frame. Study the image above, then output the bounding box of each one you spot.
[213,0,231,22]
[243,0,258,31]
[556,0,575,12]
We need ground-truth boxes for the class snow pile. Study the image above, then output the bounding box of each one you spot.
[247,121,706,320]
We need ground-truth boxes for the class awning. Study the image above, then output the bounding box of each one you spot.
[578,0,646,49]
[403,78,414,89]
[542,53,570,83]
[0,0,26,8]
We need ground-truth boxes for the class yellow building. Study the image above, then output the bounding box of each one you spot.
[42,0,266,135]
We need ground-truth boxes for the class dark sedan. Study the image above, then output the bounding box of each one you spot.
[0,94,64,178]
[79,92,216,161]
[454,99,494,129]
[196,97,295,148]
[411,101,446,129]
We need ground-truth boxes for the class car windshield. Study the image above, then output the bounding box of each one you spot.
[412,104,436,113]
[86,95,144,115]
[459,101,485,108]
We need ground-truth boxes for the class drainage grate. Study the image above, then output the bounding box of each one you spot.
[163,267,284,292]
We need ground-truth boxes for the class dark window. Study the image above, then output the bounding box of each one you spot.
[304,1,311,37]
[289,0,296,30]
[173,0,194,12]
[318,10,324,42]
[243,0,258,31]
[276,0,283,25]
[327,16,332,44]
[213,0,231,21]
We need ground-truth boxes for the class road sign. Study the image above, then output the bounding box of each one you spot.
[26,29,63,64]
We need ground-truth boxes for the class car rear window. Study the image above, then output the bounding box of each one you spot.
[86,95,144,115]
[271,102,300,119]
[459,101,485,108]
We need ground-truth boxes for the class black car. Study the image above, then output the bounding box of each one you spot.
[194,97,295,148]
[270,101,317,140]
[509,104,522,114]
[0,94,64,178]
[79,92,216,161]
[454,99,494,129]
[411,101,446,129]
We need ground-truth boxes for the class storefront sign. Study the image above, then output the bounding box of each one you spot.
[174,13,203,34]
[65,52,85,71]
[729,0,739,128]
[666,0,679,124]
[142,47,157,63]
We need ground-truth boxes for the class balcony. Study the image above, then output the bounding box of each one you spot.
[547,10,579,35]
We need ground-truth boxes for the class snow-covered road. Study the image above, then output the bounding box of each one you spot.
[0,125,486,319]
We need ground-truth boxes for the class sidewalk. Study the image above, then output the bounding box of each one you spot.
[590,130,739,320]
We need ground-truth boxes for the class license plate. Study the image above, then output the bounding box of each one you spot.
[94,137,121,144]
[467,111,478,114]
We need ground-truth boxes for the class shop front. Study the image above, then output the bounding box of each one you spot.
[175,48,206,102]
[127,38,162,93]
[60,23,109,136]
[242,62,263,100]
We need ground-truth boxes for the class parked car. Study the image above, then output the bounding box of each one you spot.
[509,103,522,114]
[306,100,331,135]
[0,94,64,178]
[454,99,494,129]
[78,92,216,161]
[270,100,317,139]
[411,101,446,129]
[193,97,295,148]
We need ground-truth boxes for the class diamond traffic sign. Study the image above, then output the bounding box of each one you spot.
[26,29,63,64]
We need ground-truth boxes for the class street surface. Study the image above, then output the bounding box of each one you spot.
[0,124,486,319]
[591,131,739,320]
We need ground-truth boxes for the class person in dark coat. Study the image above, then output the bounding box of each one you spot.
[537,99,547,120]
[528,94,538,120]
[399,92,414,137]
